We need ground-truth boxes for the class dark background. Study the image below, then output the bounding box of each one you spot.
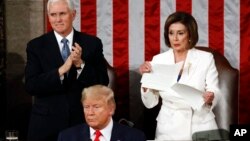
[0,1,32,140]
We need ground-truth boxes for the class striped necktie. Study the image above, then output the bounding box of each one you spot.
[61,38,70,62]
[94,130,101,141]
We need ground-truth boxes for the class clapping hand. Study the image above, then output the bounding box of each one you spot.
[71,42,83,67]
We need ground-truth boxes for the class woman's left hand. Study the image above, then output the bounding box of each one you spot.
[203,91,214,105]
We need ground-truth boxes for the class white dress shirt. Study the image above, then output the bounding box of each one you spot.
[90,119,113,141]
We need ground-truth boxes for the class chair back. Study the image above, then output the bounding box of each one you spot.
[195,46,239,131]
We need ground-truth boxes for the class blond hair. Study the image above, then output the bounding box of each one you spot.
[81,85,116,109]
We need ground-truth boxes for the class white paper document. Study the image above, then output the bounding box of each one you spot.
[140,62,182,91]
[171,83,205,110]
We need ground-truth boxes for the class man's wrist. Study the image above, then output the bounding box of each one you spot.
[58,66,65,76]
[76,66,82,70]
[75,60,83,67]
[75,60,84,69]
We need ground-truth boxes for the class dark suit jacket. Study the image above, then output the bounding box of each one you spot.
[25,30,109,141]
[57,122,147,141]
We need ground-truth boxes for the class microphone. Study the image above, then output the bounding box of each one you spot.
[118,118,134,127]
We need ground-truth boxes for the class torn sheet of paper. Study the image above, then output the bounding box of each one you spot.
[171,83,205,110]
[140,62,182,91]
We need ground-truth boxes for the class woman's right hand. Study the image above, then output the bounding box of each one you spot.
[139,61,152,74]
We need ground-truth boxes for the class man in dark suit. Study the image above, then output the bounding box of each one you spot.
[24,0,109,141]
[58,85,146,141]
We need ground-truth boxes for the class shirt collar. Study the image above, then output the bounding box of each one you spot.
[54,29,74,49]
[90,118,113,141]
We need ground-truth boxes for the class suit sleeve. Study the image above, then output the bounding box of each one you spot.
[57,133,63,141]
[140,55,160,109]
[205,54,221,109]
[25,40,63,96]
[92,38,109,85]
[140,86,160,109]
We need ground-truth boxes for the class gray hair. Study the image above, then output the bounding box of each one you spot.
[47,0,75,12]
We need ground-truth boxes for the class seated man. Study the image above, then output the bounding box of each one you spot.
[58,85,146,141]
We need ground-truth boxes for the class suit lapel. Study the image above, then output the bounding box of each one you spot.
[72,30,87,61]
[44,31,64,67]
[81,124,91,141]
[73,30,80,45]
[72,30,86,51]
[180,48,199,83]
[110,122,122,141]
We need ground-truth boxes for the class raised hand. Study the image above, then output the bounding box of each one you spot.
[139,61,152,75]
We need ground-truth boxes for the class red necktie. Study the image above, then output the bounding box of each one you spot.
[94,130,101,141]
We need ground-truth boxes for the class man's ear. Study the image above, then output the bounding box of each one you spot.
[72,9,76,20]
[109,105,116,116]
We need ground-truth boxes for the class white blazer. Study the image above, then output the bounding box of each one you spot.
[141,48,221,140]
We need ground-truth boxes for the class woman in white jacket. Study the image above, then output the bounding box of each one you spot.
[139,11,221,140]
